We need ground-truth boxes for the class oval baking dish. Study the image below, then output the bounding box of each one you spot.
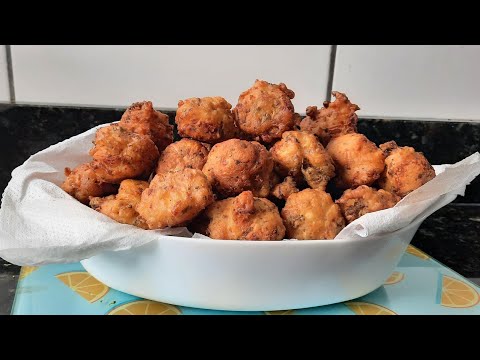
[81,216,423,311]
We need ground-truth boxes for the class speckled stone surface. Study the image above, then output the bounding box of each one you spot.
[0,104,479,314]
[0,259,19,315]
[0,105,477,202]
[0,104,126,195]
[358,119,480,203]
[411,204,480,277]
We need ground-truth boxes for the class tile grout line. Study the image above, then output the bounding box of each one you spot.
[325,45,337,101]
[5,45,15,103]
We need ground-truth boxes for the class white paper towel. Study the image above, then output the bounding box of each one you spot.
[0,123,479,265]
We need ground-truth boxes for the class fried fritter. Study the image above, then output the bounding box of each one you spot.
[202,191,285,241]
[202,139,274,198]
[89,124,159,184]
[61,163,116,204]
[336,185,400,223]
[137,168,214,229]
[119,101,173,152]
[270,131,335,190]
[270,176,299,200]
[378,141,436,197]
[156,138,209,174]
[300,91,359,145]
[326,133,385,189]
[281,188,345,240]
[292,112,303,129]
[175,96,238,144]
[233,79,295,143]
[89,179,149,229]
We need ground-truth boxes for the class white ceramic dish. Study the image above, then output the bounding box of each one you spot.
[81,216,423,312]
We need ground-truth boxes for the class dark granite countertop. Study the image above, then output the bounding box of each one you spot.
[0,104,479,315]
[0,259,19,315]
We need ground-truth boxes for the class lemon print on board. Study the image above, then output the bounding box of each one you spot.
[19,266,39,280]
[439,275,479,308]
[346,302,396,315]
[56,271,109,303]
[384,271,405,285]
[265,310,294,315]
[108,300,181,315]
[406,245,429,260]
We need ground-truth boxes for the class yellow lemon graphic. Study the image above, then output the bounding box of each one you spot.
[384,271,405,285]
[406,245,429,260]
[440,275,479,308]
[265,310,294,315]
[346,302,396,315]
[56,272,109,303]
[19,266,39,280]
[108,300,181,315]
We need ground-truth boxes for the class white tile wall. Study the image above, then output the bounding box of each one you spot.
[333,45,480,120]
[0,45,10,102]
[11,45,331,112]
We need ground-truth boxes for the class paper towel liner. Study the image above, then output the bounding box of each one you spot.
[0,123,479,266]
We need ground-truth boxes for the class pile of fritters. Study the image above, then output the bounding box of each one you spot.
[61,80,436,240]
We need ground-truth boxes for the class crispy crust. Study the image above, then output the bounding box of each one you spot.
[378,141,436,197]
[137,168,214,229]
[326,133,385,189]
[270,176,299,200]
[202,139,274,198]
[292,112,303,129]
[202,191,285,240]
[233,79,295,143]
[156,138,209,174]
[119,101,173,152]
[89,179,149,229]
[89,124,159,184]
[281,188,345,240]
[300,91,359,145]
[336,185,400,223]
[176,96,238,144]
[270,130,335,190]
[61,163,117,204]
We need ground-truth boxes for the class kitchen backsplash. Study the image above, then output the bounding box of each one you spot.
[1,45,480,121]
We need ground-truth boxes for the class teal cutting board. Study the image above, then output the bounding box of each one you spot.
[12,245,480,315]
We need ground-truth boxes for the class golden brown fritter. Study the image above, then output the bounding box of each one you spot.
[156,138,209,174]
[175,97,238,144]
[89,124,159,184]
[233,79,295,143]
[281,188,345,240]
[299,91,359,145]
[378,141,436,197]
[270,176,299,200]
[137,168,214,229]
[270,131,335,190]
[202,191,285,241]
[326,133,385,189]
[119,101,173,152]
[202,139,274,198]
[61,163,116,204]
[336,185,400,223]
[89,179,149,229]
[292,112,303,129]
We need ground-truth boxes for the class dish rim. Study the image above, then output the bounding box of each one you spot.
[134,216,421,248]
